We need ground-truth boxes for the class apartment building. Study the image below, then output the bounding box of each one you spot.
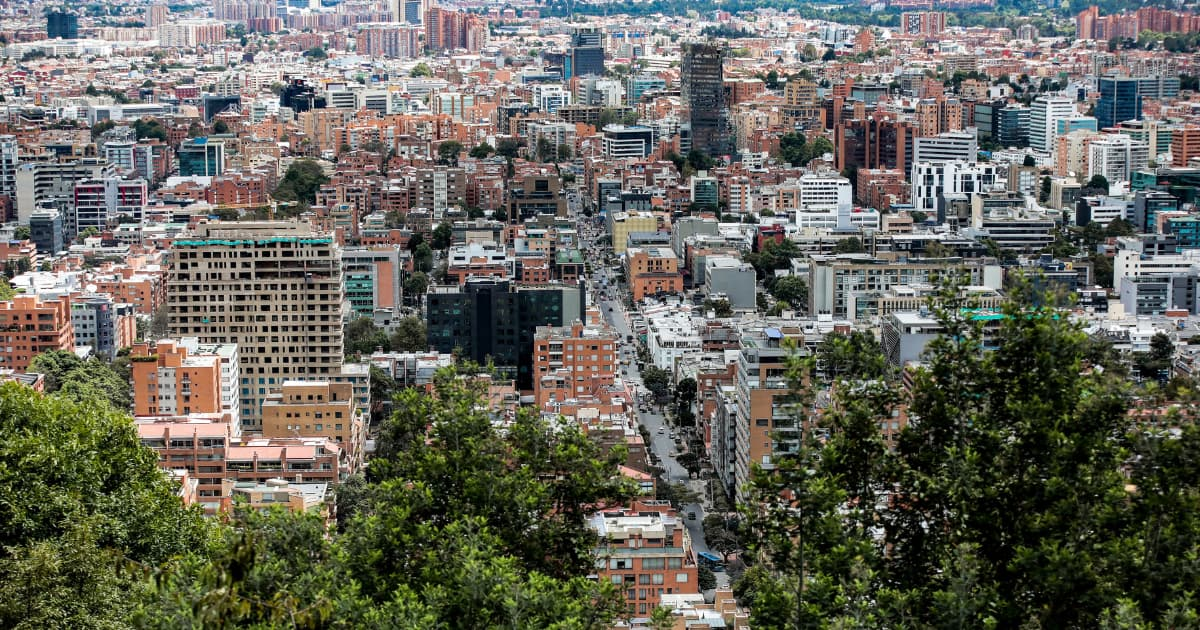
[0,294,74,372]
[626,247,683,301]
[70,295,136,360]
[808,254,999,320]
[167,222,346,430]
[531,320,619,406]
[131,338,240,425]
[261,380,365,473]
[588,501,700,617]
[606,212,659,255]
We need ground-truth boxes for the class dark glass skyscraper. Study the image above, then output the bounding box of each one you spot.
[1097,76,1143,129]
[46,10,78,40]
[568,27,605,78]
[681,42,727,157]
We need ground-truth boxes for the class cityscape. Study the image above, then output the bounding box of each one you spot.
[3,0,1200,627]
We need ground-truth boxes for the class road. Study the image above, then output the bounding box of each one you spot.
[576,201,727,587]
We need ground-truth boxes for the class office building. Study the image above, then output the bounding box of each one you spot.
[342,246,406,317]
[46,10,78,40]
[178,138,225,177]
[28,209,62,255]
[603,125,655,159]
[0,295,74,372]
[681,43,727,157]
[1096,76,1143,130]
[588,502,700,616]
[426,278,584,389]
[569,27,605,78]
[1134,190,1181,233]
[834,117,916,173]
[606,211,659,255]
[997,105,1031,148]
[167,222,346,430]
[15,157,113,225]
[507,175,567,222]
[1030,95,1077,154]
[627,74,666,104]
[1088,135,1150,184]
[0,135,17,199]
[910,161,1002,217]
[912,131,978,165]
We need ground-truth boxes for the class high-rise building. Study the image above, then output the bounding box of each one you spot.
[901,11,946,36]
[681,42,727,157]
[0,135,18,199]
[355,23,422,59]
[1088,135,1150,184]
[568,27,605,78]
[145,5,170,28]
[834,117,916,173]
[1097,76,1143,129]
[425,7,486,52]
[167,222,347,429]
[1030,95,1077,154]
[178,138,225,177]
[426,278,585,389]
[46,10,78,40]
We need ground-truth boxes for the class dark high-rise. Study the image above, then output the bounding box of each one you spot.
[426,278,585,389]
[1097,76,1143,129]
[568,27,605,78]
[681,43,727,157]
[46,10,78,40]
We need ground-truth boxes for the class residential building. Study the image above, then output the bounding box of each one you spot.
[167,222,346,430]
[342,246,406,317]
[72,177,148,235]
[626,247,683,301]
[588,501,699,617]
[261,380,365,473]
[1171,127,1200,168]
[131,338,241,425]
[531,320,619,406]
[808,254,999,319]
[1088,135,1149,183]
[733,322,805,500]
[28,209,63,255]
[70,295,135,360]
[603,125,655,159]
[0,295,74,372]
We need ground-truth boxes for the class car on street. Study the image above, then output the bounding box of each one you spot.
[657,427,665,434]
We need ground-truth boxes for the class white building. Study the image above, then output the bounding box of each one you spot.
[1088,135,1150,184]
[912,130,978,165]
[797,172,853,213]
[910,161,1003,214]
[1030,95,1077,154]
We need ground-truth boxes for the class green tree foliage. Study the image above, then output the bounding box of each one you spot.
[1085,174,1111,195]
[431,221,453,250]
[1135,331,1175,383]
[29,350,132,410]
[0,382,209,628]
[437,140,463,166]
[495,137,523,159]
[0,277,15,300]
[742,280,1200,627]
[698,565,717,591]
[832,236,866,254]
[816,330,889,382]
[302,46,327,60]
[273,159,329,206]
[745,238,801,281]
[468,142,494,159]
[388,316,426,352]
[344,316,389,356]
[777,132,833,167]
[642,365,671,399]
[403,271,428,305]
[704,298,734,318]
[132,117,168,142]
[770,275,808,308]
[211,120,229,134]
[409,62,432,77]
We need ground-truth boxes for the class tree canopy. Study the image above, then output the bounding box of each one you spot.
[273,159,329,207]
[739,281,1200,628]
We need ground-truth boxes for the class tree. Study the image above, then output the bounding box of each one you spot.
[1085,174,1110,195]
[211,120,229,134]
[13,225,29,241]
[1040,175,1053,203]
[648,606,676,630]
[0,277,14,301]
[1023,154,1037,167]
[832,237,866,254]
[413,242,433,273]
[676,452,701,477]
[389,316,426,352]
[437,140,463,166]
[642,365,671,399]
[409,62,432,77]
[403,271,428,305]
[468,142,494,159]
[28,351,131,410]
[817,330,888,382]
[344,317,389,356]
[765,69,781,89]
[703,298,734,318]
[431,221,453,250]
[273,159,328,206]
[302,46,327,60]
[698,565,717,591]
[822,47,837,61]
[557,143,573,161]
[495,138,522,159]
[1106,217,1136,237]
[770,275,808,308]
[1136,331,1175,383]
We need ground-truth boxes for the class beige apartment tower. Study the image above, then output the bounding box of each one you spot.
[167,221,345,431]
